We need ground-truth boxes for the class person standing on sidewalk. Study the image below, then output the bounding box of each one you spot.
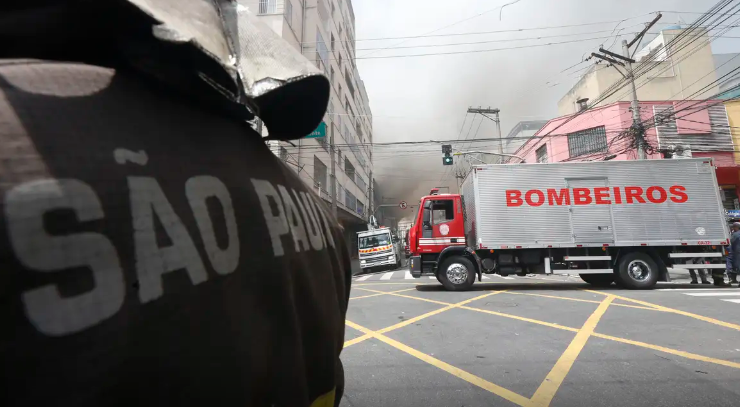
[729,222,740,287]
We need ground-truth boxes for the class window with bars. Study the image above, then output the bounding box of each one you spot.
[259,0,276,14]
[536,144,548,163]
[567,126,607,158]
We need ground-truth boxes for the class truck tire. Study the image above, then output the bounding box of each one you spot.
[579,274,614,287]
[616,252,659,289]
[438,256,476,291]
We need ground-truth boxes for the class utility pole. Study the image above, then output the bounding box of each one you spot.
[590,13,661,160]
[466,107,503,163]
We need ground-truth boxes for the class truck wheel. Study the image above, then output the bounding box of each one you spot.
[616,252,659,289]
[438,256,476,291]
[579,274,614,287]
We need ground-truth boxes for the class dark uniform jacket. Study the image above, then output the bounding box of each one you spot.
[0,60,351,407]
[730,230,740,270]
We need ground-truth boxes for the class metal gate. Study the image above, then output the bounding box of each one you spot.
[567,178,615,243]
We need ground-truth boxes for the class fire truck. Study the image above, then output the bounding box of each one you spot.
[408,159,729,291]
[358,227,403,272]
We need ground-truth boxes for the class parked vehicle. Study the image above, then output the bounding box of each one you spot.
[408,159,729,290]
[359,227,402,272]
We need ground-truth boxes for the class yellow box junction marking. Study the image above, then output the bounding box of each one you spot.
[345,286,740,407]
[344,291,505,349]
[586,290,740,332]
[345,319,532,407]
[349,288,416,300]
[530,296,614,406]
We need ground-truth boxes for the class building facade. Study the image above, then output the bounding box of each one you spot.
[515,100,740,210]
[503,120,548,162]
[250,0,374,255]
[558,27,719,116]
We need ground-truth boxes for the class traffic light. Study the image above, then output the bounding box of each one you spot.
[442,144,453,165]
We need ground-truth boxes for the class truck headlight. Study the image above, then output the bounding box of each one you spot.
[360,260,366,264]
[388,255,395,260]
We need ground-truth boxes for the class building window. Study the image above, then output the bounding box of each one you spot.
[313,156,328,191]
[284,0,292,26]
[345,190,356,211]
[344,158,355,181]
[316,30,329,73]
[330,66,334,87]
[536,145,548,163]
[338,83,342,98]
[259,0,276,14]
[575,98,589,112]
[331,33,335,52]
[279,145,288,161]
[567,126,607,158]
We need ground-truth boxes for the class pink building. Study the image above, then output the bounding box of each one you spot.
[515,100,740,208]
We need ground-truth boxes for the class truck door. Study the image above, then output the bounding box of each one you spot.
[567,178,615,243]
[431,198,464,242]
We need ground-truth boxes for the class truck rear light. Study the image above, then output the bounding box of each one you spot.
[516,246,522,249]
[489,250,494,253]
[681,243,688,246]
[602,244,609,247]
[548,245,553,248]
[640,243,647,246]
[576,245,583,248]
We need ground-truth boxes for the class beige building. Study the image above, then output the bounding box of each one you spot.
[248,0,374,235]
[558,27,720,115]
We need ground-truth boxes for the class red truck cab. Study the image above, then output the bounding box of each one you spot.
[408,189,480,289]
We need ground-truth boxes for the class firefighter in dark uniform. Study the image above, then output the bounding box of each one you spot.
[729,222,740,287]
[1,2,350,407]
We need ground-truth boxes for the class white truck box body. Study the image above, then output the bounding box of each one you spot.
[460,159,729,249]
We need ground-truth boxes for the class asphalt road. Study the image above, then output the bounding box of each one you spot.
[340,268,740,407]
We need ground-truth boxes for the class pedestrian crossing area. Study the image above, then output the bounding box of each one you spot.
[656,288,740,304]
[353,269,515,282]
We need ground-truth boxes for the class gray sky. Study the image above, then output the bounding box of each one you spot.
[351,0,740,220]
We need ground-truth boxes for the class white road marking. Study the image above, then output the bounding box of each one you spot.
[684,292,740,297]
[495,275,515,280]
[656,288,733,291]
[482,275,490,280]
[404,271,413,279]
[722,299,740,303]
[380,272,394,280]
[355,275,372,282]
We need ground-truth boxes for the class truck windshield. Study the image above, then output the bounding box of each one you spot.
[359,233,391,249]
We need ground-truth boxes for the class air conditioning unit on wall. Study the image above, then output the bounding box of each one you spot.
[667,144,693,159]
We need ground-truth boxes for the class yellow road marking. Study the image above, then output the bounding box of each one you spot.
[530,296,614,406]
[506,292,659,311]
[344,291,503,348]
[345,320,532,407]
[591,332,740,369]
[352,282,503,287]
[349,288,416,300]
[585,290,740,332]
[459,305,581,332]
[352,289,740,370]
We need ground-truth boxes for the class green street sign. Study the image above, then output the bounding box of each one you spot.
[305,121,327,139]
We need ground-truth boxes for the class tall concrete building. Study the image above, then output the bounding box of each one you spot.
[249,0,374,254]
